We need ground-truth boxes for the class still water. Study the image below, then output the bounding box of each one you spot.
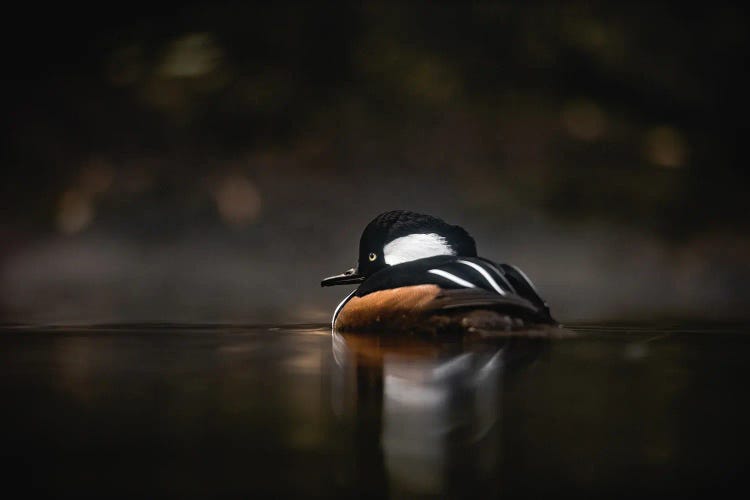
[1,322,748,497]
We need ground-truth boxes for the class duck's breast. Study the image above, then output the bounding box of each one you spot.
[334,285,442,331]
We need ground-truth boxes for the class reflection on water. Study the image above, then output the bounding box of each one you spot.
[0,322,748,497]
[332,331,548,497]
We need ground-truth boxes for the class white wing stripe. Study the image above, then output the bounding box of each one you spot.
[457,260,506,295]
[478,260,515,292]
[428,269,476,288]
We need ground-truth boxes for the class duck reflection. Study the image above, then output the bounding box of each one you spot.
[331,331,549,497]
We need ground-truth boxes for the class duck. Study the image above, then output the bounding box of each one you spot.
[321,210,557,334]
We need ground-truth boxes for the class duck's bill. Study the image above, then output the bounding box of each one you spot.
[321,268,364,287]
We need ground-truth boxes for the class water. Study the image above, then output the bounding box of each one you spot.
[1,322,748,498]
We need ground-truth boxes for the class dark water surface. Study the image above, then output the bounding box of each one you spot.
[1,322,748,498]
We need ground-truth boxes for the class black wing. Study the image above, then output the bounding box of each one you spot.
[356,255,554,322]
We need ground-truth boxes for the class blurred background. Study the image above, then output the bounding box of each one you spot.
[1,2,748,324]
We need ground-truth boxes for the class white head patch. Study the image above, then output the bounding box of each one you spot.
[383,233,455,265]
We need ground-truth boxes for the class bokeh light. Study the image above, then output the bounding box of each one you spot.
[561,99,606,141]
[57,190,94,234]
[212,174,262,227]
[643,126,687,168]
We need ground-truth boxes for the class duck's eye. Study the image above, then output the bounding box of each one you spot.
[368,252,377,262]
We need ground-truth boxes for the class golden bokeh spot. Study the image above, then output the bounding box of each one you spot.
[159,33,222,78]
[57,190,94,234]
[562,99,606,141]
[644,126,687,168]
[212,174,262,227]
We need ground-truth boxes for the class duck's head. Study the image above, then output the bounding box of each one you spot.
[321,210,477,286]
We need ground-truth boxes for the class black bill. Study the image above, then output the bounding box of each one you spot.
[321,268,364,287]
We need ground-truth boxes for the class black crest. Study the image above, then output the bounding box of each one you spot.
[356,210,478,276]
[362,210,476,255]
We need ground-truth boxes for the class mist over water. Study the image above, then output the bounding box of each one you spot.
[2,214,746,323]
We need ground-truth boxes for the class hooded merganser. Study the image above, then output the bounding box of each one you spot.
[321,210,556,334]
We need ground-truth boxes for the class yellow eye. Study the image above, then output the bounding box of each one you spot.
[368,252,377,262]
